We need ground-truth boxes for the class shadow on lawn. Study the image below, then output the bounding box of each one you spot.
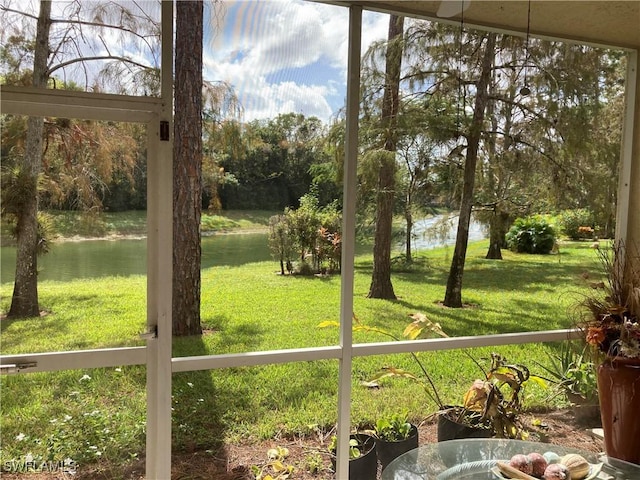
[0,309,73,353]
[169,335,239,478]
[53,335,238,480]
[196,314,266,353]
[389,257,590,292]
[358,275,582,341]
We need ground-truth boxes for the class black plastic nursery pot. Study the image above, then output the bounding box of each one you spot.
[436,406,493,442]
[331,434,377,480]
[375,424,419,471]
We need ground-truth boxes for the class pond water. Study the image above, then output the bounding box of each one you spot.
[0,233,271,284]
[410,214,486,251]
[0,215,486,284]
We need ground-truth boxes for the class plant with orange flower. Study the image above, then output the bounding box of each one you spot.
[579,241,640,359]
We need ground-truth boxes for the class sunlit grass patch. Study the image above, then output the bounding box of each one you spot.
[1,276,147,354]
[201,209,278,234]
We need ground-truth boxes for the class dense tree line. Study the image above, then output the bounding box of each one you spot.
[217,113,334,211]
[2,113,334,214]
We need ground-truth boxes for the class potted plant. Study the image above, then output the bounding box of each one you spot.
[357,314,544,441]
[367,412,419,471]
[328,433,377,480]
[535,342,600,425]
[577,240,640,464]
[434,352,547,441]
[436,403,493,441]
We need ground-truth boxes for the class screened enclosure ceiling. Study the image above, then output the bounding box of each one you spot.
[322,1,640,50]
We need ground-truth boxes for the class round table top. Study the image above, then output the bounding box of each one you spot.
[381,438,640,480]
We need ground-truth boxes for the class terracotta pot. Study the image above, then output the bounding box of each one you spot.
[597,356,640,465]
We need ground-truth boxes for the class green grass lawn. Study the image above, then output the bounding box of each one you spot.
[0,238,603,470]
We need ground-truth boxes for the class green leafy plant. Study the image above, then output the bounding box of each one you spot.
[369,412,413,442]
[304,452,323,474]
[268,214,294,275]
[506,216,557,254]
[319,313,448,409]
[328,436,364,459]
[275,190,342,275]
[461,353,548,439]
[559,208,596,240]
[321,313,546,440]
[535,342,598,404]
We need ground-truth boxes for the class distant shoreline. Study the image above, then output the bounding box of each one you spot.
[55,227,269,243]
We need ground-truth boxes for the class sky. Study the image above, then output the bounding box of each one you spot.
[203,0,390,123]
[0,0,389,124]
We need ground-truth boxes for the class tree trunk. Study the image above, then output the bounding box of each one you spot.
[405,205,413,263]
[444,33,496,307]
[485,210,504,260]
[369,155,397,298]
[368,14,404,300]
[483,75,502,261]
[8,0,51,319]
[173,0,203,336]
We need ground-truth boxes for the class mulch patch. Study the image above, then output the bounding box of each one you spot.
[1,408,604,480]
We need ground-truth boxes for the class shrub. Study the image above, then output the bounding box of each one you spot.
[559,209,595,240]
[275,191,342,275]
[505,216,557,254]
[294,259,314,276]
[268,214,293,275]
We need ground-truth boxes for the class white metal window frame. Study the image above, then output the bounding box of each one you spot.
[0,2,637,479]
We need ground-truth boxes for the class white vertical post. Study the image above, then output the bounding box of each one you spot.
[336,5,362,479]
[146,1,173,478]
[616,50,638,247]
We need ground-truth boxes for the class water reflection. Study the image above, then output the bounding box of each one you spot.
[1,233,271,284]
[410,215,486,251]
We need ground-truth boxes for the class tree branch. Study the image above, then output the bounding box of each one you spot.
[50,17,155,41]
[482,128,565,171]
[487,94,558,130]
[47,55,151,77]
[0,5,38,21]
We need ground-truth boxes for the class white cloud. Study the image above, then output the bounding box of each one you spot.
[240,79,335,121]
[204,0,389,122]
[3,0,389,122]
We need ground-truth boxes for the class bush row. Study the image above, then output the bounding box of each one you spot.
[506,208,599,255]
